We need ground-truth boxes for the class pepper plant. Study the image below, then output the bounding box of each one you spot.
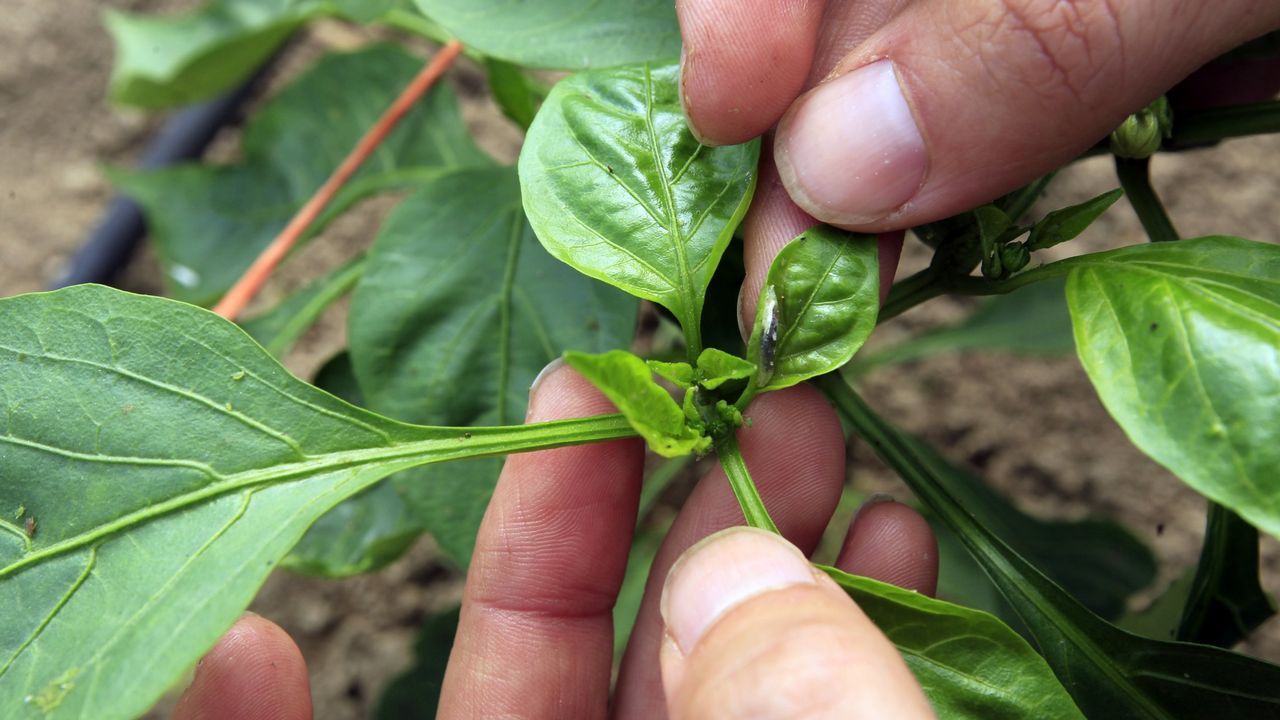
[2,2,1279,718]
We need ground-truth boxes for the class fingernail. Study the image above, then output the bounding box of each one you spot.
[527,357,565,419]
[777,61,926,225]
[661,527,817,655]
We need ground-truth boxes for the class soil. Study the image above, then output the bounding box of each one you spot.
[2,2,1278,718]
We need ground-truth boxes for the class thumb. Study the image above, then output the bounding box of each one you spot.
[659,527,934,720]
[773,0,1280,230]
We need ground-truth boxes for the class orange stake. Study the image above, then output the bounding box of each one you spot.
[213,39,465,320]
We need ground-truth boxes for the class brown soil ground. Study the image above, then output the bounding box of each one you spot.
[3,2,1279,718]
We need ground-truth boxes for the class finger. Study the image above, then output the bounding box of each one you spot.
[438,361,645,719]
[739,146,903,332]
[660,528,935,719]
[835,496,938,597]
[773,0,1280,230]
[677,0,827,145]
[614,385,846,719]
[171,613,311,720]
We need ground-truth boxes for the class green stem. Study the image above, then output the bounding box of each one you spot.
[1114,156,1178,243]
[716,433,779,533]
[1170,100,1280,148]
[879,267,945,322]
[1178,501,1274,646]
[682,309,704,360]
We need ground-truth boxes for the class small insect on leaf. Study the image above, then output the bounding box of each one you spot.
[13,504,24,520]
[24,516,37,539]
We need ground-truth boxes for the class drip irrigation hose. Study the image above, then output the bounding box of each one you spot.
[50,61,276,289]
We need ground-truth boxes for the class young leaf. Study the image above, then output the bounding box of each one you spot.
[825,380,1280,719]
[647,360,695,388]
[1061,236,1280,539]
[695,348,755,389]
[1026,188,1124,251]
[565,350,710,457]
[745,227,879,394]
[240,254,366,358]
[106,0,312,108]
[822,568,1085,719]
[348,167,637,566]
[851,277,1074,375]
[520,61,760,354]
[413,0,680,69]
[112,44,491,305]
[0,285,634,719]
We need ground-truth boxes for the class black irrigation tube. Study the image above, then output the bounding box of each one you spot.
[50,62,276,290]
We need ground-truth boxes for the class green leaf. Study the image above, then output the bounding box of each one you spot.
[1177,503,1275,646]
[822,568,1085,720]
[928,454,1155,621]
[112,44,490,305]
[0,285,635,719]
[695,348,755,390]
[241,254,366,357]
[412,0,679,69]
[851,278,1074,375]
[1061,236,1280,538]
[484,58,546,130]
[746,227,879,393]
[825,380,1280,719]
[520,61,760,354]
[376,606,459,720]
[106,0,313,108]
[348,167,637,566]
[1026,189,1124,251]
[647,360,695,388]
[565,350,710,457]
[281,353,420,577]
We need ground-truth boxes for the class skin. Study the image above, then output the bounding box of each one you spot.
[179,1,1279,717]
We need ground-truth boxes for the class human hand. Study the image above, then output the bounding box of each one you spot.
[173,363,939,719]
[677,0,1280,322]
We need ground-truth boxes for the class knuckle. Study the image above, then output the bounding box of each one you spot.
[976,0,1128,104]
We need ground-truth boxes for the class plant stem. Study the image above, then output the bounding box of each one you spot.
[716,433,779,533]
[879,267,945,322]
[637,454,694,522]
[1114,156,1178,243]
[213,40,464,321]
[1169,100,1280,148]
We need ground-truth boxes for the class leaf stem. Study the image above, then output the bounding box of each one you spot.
[1114,156,1178,243]
[715,432,779,533]
[879,267,945,322]
[213,40,464,320]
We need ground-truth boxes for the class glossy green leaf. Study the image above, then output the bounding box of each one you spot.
[113,44,490,305]
[822,568,1084,719]
[1060,236,1280,538]
[106,0,311,108]
[1026,189,1124,251]
[484,58,546,130]
[412,0,679,69]
[851,277,1074,375]
[281,353,419,577]
[746,227,879,393]
[0,285,635,719]
[566,350,710,457]
[825,379,1280,719]
[520,61,760,354]
[241,254,366,357]
[376,606,459,720]
[348,167,637,566]
[694,348,755,390]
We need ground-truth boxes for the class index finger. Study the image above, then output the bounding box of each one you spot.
[438,363,645,718]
